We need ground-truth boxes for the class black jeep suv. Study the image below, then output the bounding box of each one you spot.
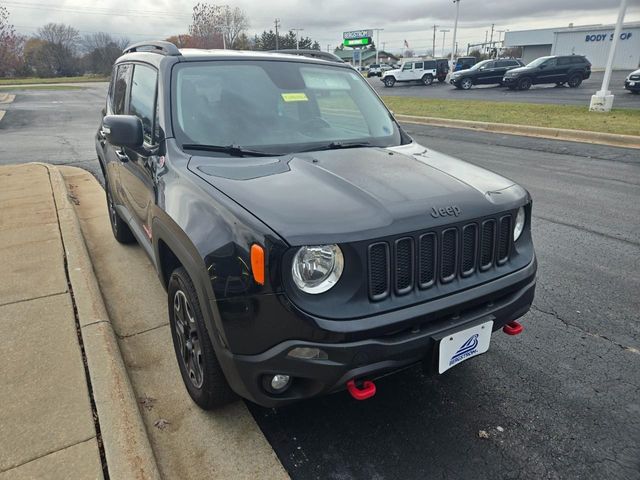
[450,58,524,90]
[97,41,536,409]
[502,54,591,90]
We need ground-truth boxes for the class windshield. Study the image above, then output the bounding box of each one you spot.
[526,56,552,67]
[171,60,405,154]
[468,60,491,71]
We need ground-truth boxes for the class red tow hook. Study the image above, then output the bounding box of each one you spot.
[346,379,376,400]
[503,321,524,336]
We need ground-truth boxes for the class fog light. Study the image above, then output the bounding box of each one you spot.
[287,347,328,360]
[270,374,291,391]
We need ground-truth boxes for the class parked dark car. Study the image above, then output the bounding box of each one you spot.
[97,41,536,409]
[450,58,524,89]
[435,58,450,82]
[624,68,640,93]
[502,55,591,90]
[454,56,476,71]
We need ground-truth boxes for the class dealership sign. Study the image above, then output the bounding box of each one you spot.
[343,29,373,47]
[585,32,633,42]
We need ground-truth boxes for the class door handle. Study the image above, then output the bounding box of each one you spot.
[115,149,129,163]
[98,124,110,140]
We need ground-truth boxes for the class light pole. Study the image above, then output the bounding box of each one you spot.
[450,0,460,72]
[291,28,304,50]
[440,29,450,57]
[274,18,280,50]
[373,28,384,63]
[590,0,628,112]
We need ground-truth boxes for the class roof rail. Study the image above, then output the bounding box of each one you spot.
[123,40,181,56]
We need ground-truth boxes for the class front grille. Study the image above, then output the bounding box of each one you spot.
[367,213,514,301]
[630,75,640,80]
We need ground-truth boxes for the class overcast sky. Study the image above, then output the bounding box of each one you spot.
[5,0,640,55]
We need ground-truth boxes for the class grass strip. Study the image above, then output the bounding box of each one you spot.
[0,76,108,85]
[382,96,640,137]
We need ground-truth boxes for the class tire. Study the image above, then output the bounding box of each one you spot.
[422,74,433,86]
[555,82,565,87]
[168,267,236,410]
[568,75,582,88]
[518,77,532,90]
[105,180,135,244]
[438,77,446,83]
[384,77,396,88]
[460,77,473,90]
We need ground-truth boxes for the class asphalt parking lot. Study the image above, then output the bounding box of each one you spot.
[367,70,640,109]
[1,85,639,479]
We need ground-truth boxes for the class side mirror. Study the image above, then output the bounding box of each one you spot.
[102,115,143,148]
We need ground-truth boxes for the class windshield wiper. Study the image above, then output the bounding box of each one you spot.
[182,144,281,157]
[296,141,373,153]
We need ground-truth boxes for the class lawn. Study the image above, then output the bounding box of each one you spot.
[0,75,108,86]
[382,97,640,137]
[0,85,83,91]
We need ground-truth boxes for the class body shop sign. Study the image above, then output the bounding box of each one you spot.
[585,32,632,42]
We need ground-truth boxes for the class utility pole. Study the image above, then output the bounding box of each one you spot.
[451,0,461,72]
[373,28,384,63]
[291,28,304,50]
[484,30,488,53]
[274,18,280,50]
[590,0,628,112]
[489,23,495,45]
[497,30,505,44]
[440,29,450,57]
[432,25,438,58]
[327,44,330,52]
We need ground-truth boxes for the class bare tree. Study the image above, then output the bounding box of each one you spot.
[219,5,248,48]
[0,5,25,76]
[37,23,80,52]
[81,33,129,75]
[188,3,249,49]
[34,23,80,76]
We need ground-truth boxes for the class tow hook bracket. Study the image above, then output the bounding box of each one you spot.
[347,379,376,400]
[503,321,523,336]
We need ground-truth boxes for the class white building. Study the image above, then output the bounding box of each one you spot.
[504,22,640,69]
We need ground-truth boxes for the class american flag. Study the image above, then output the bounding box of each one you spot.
[404,39,410,48]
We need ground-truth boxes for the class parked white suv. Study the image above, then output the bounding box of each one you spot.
[367,63,392,77]
[382,60,437,87]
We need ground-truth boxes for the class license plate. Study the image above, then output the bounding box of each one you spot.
[438,320,493,374]
[629,81,636,86]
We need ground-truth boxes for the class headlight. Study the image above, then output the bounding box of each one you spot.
[514,207,526,241]
[292,245,344,294]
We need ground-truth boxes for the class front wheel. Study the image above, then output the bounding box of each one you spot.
[568,75,582,88]
[168,267,236,410]
[384,77,396,88]
[422,74,433,86]
[555,82,565,87]
[460,78,473,90]
[518,77,532,90]
[105,181,135,244]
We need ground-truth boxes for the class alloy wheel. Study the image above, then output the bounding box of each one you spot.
[173,290,204,389]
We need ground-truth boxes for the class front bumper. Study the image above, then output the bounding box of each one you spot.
[502,76,518,85]
[625,80,640,91]
[217,257,537,407]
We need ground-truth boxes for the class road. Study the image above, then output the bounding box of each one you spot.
[1,86,639,480]
[367,70,640,109]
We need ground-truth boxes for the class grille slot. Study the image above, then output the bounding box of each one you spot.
[440,228,458,283]
[480,219,496,270]
[395,238,414,295]
[368,242,390,300]
[418,233,436,288]
[497,216,512,264]
[461,224,477,276]
[366,213,513,301]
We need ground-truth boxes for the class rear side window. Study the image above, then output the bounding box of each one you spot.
[571,56,586,64]
[557,57,572,66]
[414,62,424,69]
[113,64,132,115]
[424,61,436,69]
[129,64,158,144]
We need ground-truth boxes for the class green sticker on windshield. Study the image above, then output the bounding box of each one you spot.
[281,93,308,102]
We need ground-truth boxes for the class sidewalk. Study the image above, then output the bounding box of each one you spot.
[0,163,159,479]
[0,164,103,478]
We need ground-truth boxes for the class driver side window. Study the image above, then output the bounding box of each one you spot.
[402,63,413,71]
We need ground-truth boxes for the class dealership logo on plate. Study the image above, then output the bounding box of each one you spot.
[450,334,479,367]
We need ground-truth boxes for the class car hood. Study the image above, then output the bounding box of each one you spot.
[187,143,528,246]
[384,68,401,76]
[628,69,640,77]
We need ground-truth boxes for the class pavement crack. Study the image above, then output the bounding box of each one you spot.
[531,304,639,355]
[0,436,97,474]
[0,290,68,308]
[118,322,169,339]
[533,215,640,247]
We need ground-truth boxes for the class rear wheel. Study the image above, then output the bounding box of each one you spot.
[518,77,532,90]
[384,77,396,88]
[438,77,446,83]
[555,81,565,87]
[168,267,236,410]
[460,77,473,90]
[105,181,135,244]
[568,74,582,88]
[422,74,433,86]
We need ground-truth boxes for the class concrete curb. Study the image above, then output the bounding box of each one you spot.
[41,163,161,480]
[395,114,640,150]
